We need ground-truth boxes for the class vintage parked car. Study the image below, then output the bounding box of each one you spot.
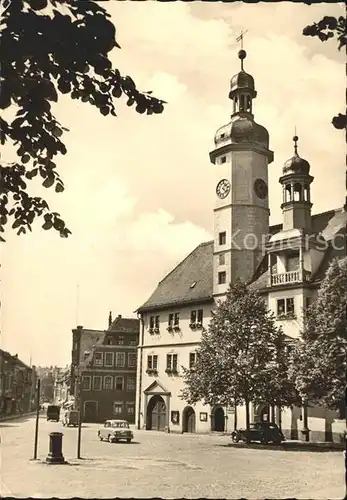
[46,405,60,422]
[61,410,79,427]
[98,419,134,443]
[231,422,285,445]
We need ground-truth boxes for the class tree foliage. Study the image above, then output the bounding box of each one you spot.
[303,15,347,132]
[290,257,347,409]
[0,0,165,240]
[181,281,297,433]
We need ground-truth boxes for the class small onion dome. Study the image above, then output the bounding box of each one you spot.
[214,115,269,148]
[283,136,310,175]
[229,50,257,99]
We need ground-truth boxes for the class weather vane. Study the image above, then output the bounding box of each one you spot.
[236,29,248,50]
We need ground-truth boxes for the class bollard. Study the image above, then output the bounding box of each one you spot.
[46,432,67,464]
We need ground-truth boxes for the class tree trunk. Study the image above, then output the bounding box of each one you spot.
[278,405,282,431]
[234,400,238,431]
[245,398,250,443]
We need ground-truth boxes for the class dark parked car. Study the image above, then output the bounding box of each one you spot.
[231,422,285,445]
[46,405,60,422]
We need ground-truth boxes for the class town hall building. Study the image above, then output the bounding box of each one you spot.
[135,48,346,442]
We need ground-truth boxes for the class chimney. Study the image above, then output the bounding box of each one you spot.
[118,314,122,319]
[108,311,112,328]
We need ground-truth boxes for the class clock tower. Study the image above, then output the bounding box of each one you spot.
[210,48,274,297]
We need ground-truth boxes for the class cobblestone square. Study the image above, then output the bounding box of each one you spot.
[0,416,344,498]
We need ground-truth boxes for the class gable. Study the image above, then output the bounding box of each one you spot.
[144,380,170,395]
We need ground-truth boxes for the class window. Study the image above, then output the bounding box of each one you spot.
[220,133,225,139]
[218,271,226,284]
[220,156,227,163]
[127,403,135,415]
[115,339,124,345]
[106,337,113,345]
[189,352,196,368]
[174,312,180,326]
[219,253,225,265]
[197,309,203,324]
[219,231,226,245]
[128,353,137,368]
[166,353,178,372]
[82,376,91,391]
[190,310,197,323]
[126,377,136,392]
[168,313,174,327]
[104,376,113,391]
[104,352,114,367]
[277,297,295,317]
[286,298,294,315]
[115,352,125,367]
[155,316,160,328]
[149,316,155,329]
[93,376,102,391]
[115,376,124,391]
[113,402,123,415]
[190,309,203,325]
[130,339,137,346]
[287,252,299,272]
[94,352,103,366]
[147,354,158,371]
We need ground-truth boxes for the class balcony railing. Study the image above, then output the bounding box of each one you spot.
[271,270,311,286]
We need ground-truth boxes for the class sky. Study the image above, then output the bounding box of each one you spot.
[1,1,345,367]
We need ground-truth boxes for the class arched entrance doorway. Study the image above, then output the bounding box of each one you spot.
[84,401,98,422]
[146,395,167,431]
[212,406,225,432]
[182,406,196,433]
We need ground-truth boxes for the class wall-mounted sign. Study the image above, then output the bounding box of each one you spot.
[200,412,208,422]
[171,410,179,424]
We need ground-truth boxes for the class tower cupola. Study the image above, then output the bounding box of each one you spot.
[229,49,257,115]
[283,135,310,175]
[279,135,314,232]
[212,48,272,159]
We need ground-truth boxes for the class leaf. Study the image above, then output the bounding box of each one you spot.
[22,154,30,164]
[28,0,48,10]
[42,220,53,230]
[42,176,55,188]
[17,227,26,235]
[55,183,64,193]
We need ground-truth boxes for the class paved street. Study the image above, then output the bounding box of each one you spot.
[0,415,344,498]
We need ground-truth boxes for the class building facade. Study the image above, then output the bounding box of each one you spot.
[53,365,71,405]
[135,48,346,442]
[70,314,139,423]
[0,350,37,416]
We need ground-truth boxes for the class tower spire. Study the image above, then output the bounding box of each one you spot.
[293,132,299,156]
[236,29,248,70]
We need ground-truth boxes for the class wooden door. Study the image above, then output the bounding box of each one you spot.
[151,399,166,431]
[84,401,97,422]
[187,409,196,433]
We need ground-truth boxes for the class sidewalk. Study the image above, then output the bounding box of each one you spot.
[0,411,36,422]
[227,439,344,451]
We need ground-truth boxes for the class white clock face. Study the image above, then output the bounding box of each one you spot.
[216,179,230,199]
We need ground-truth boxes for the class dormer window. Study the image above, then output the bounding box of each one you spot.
[220,156,227,164]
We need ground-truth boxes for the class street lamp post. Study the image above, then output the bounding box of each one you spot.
[74,366,83,459]
[32,379,41,460]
